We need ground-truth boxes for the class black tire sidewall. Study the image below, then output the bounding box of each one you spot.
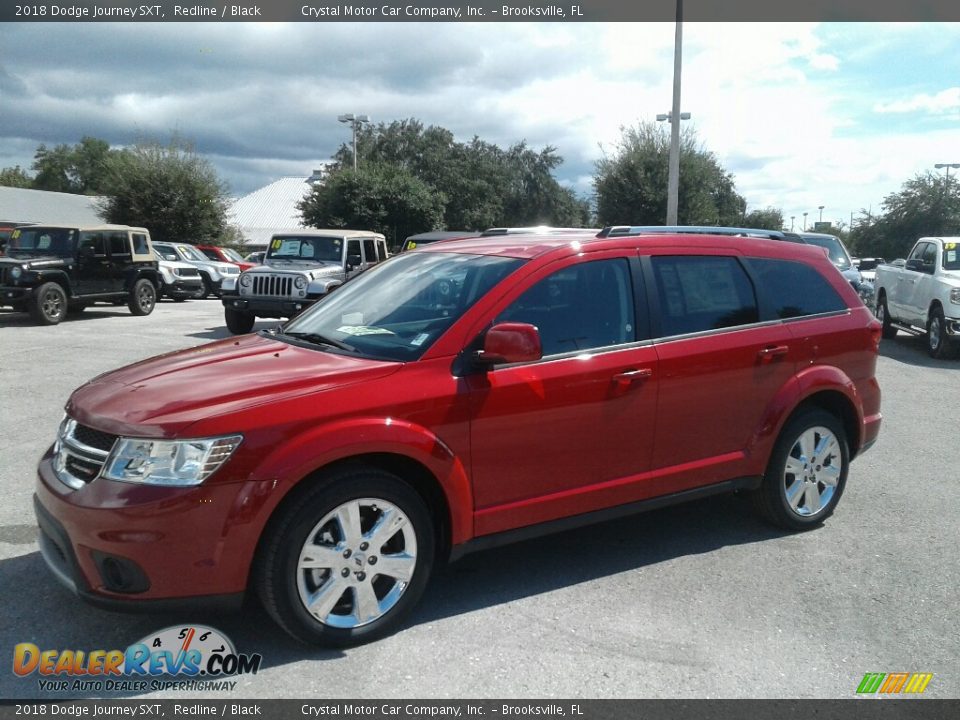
[225,308,255,334]
[927,309,946,358]
[129,279,156,315]
[762,408,849,531]
[30,282,66,325]
[260,470,435,647]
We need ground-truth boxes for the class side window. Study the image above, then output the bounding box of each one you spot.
[745,258,847,319]
[376,240,387,262]
[108,232,130,258]
[78,232,106,257]
[132,233,149,255]
[651,256,758,336]
[921,243,937,272]
[497,258,636,356]
[362,239,378,265]
[908,242,928,262]
[200,248,219,261]
[346,240,363,268]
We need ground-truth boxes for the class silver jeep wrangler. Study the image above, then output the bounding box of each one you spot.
[221,229,389,334]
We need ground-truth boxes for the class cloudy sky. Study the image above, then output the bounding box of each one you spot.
[1,21,959,229]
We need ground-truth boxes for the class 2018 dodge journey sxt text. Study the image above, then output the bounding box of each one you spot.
[35,229,882,647]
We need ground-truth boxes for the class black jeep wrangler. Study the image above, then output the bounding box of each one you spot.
[0,224,161,325]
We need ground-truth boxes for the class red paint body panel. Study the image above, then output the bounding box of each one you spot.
[35,231,883,605]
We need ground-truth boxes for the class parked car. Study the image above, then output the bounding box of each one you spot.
[874,237,960,358]
[853,257,886,283]
[197,244,256,271]
[798,232,863,291]
[244,251,266,265]
[0,224,159,324]
[400,230,477,252]
[156,258,204,302]
[151,241,239,298]
[221,229,389,334]
[481,226,597,236]
[35,228,882,647]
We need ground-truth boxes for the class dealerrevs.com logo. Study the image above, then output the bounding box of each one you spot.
[13,625,262,693]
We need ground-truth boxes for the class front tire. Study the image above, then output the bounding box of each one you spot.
[751,408,849,531]
[225,307,256,334]
[128,278,156,316]
[926,307,956,359]
[28,282,67,325]
[255,467,435,647]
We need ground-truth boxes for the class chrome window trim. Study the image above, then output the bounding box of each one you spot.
[652,309,851,345]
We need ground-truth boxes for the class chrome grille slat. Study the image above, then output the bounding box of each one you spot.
[54,419,115,490]
[250,274,294,297]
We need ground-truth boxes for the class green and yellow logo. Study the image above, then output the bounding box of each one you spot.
[857,672,933,695]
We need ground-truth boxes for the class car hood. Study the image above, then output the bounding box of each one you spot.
[253,259,342,277]
[66,333,400,438]
[0,254,65,268]
[158,259,196,271]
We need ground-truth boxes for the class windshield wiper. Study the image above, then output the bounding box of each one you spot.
[281,331,356,352]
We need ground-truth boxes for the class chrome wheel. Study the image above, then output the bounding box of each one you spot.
[928,316,942,352]
[41,289,64,321]
[296,497,418,629]
[782,426,842,518]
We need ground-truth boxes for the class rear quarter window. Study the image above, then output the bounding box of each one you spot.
[746,258,847,319]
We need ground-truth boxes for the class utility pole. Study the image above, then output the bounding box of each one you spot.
[666,0,683,225]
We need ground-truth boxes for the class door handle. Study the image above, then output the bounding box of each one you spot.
[757,345,789,361]
[612,368,653,384]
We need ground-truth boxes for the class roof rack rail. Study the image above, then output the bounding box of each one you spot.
[597,225,804,243]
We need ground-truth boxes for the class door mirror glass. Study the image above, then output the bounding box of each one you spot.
[476,322,542,365]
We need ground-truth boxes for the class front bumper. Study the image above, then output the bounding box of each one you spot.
[34,448,256,609]
[0,284,32,305]
[221,293,321,318]
[162,279,203,299]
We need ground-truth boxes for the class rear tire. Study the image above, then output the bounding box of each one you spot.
[751,408,849,531]
[875,294,897,339]
[28,282,67,325]
[225,307,256,334]
[255,467,435,647]
[201,274,215,299]
[128,278,156,316]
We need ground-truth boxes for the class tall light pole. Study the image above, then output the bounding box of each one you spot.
[338,113,371,170]
[803,212,808,231]
[661,0,685,225]
[934,162,960,192]
[818,205,825,223]
[790,215,795,231]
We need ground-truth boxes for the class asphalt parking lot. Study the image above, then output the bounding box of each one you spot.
[1,298,957,699]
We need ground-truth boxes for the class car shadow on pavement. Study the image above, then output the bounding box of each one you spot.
[188,322,281,341]
[879,335,960,369]
[0,493,785,699]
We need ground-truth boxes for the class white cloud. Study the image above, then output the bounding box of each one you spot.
[874,87,960,115]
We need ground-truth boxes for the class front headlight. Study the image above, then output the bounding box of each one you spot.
[102,435,243,486]
[294,275,307,289]
[10,266,23,280]
[950,288,960,305]
[239,273,253,288]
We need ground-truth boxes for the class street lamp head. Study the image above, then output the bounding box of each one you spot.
[656,113,669,121]
[818,205,824,210]
[337,114,354,123]
[356,114,371,123]
[934,163,960,169]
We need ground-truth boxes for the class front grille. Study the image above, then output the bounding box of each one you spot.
[74,424,118,452]
[176,267,199,277]
[0,267,8,285]
[252,274,294,297]
[54,418,114,490]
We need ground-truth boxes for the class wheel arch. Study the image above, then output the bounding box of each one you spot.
[793,390,861,460]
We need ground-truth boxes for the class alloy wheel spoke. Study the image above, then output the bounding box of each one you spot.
[786,478,806,509]
[298,542,343,570]
[813,433,836,461]
[804,483,822,514]
[374,553,416,582]
[366,507,408,551]
[798,431,815,463]
[353,581,382,624]
[818,464,841,486]
[785,457,805,478]
[307,576,349,621]
[335,501,363,546]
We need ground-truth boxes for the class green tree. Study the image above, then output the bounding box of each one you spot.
[851,172,960,260]
[331,119,589,230]
[98,136,230,244]
[593,121,747,226]
[299,164,445,248]
[31,137,114,194]
[743,207,785,231]
[0,165,33,188]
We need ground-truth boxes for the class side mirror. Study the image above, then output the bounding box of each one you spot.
[474,322,542,366]
[905,258,923,272]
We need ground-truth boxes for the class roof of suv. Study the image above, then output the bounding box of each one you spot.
[271,229,385,239]
[426,227,831,262]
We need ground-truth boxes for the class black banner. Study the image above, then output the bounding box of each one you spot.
[0,700,957,720]
[2,0,960,22]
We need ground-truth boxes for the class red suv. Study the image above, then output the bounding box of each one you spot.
[35,230,881,647]
[196,244,255,271]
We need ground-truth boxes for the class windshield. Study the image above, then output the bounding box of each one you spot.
[221,247,244,262]
[7,227,76,257]
[803,235,851,270]
[176,244,207,262]
[281,252,524,361]
[153,245,179,262]
[944,242,960,271]
[268,235,346,262]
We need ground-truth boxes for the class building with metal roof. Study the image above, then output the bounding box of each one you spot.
[0,186,105,225]
[228,171,324,249]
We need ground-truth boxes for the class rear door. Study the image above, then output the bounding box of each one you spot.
[644,252,798,488]
[75,231,111,293]
[106,230,132,292]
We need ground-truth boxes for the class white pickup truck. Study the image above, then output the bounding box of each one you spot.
[873,236,960,358]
